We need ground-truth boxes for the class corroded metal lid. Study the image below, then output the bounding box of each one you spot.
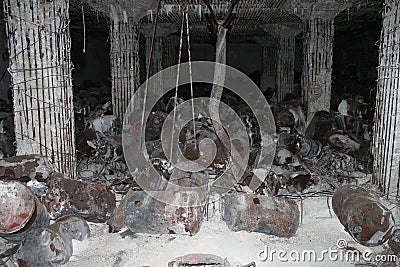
[0,181,36,234]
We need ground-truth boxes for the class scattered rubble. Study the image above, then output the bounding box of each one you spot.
[332,185,395,246]
[0,88,384,266]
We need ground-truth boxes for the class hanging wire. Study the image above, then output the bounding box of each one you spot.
[81,2,86,53]
[169,6,186,161]
[186,6,197,149]
[140,0,163,151]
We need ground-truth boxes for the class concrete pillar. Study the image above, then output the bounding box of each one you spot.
[163,35,179,69]
[254,37,277,95]
[141,24,178,96]
[110,15,140,120]
[3,0,76,177]
[294,0,350,121]
[373,0,400,197]
[261,24,302,102]
[302,17,335,120]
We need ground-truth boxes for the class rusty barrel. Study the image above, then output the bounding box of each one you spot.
[15,215,90,266]
[223,192,299,237]
[124,190,203,235]
[0,155,53,183]
[332,185,395,246]
[287,134,322,160]
[43,173,116,223]
[0,181,49,241]
[168,254,230,267]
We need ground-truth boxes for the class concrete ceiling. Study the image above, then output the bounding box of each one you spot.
[72,0,382,40]
[0,0,384,40]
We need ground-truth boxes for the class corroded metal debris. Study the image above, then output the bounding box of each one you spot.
[168,253,231,267]
[264,172,289,196]
[0,155,53,196]
[107,189,135,233]
[145,111,168,142]
[287,134,322,160]
[44,173,116,222]
[124,191,203,235]
[0,181,49,241]
[223,192,299,237]
[305,111,334,143]
[332,185,395,246]
[15,216,90,266]
[273,108,295,130]
[328,133,361,155]
[389,229,400,255]
[0,155,53,182]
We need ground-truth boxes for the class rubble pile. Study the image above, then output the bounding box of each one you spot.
[1,88,398,266]
[263,94,374,196]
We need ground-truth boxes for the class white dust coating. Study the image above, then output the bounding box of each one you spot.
[64,197,385,267]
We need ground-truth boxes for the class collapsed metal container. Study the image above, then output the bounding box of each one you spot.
[0,155,54,196]
[15,215,90,266]
[223,192,299,237]
[43,173,116,223]
[168,254,231,267]
[124,190,203,235]
[332,185,395,246]
[0,181,49,242]
[287,134,322,160]
[0,155,53,182]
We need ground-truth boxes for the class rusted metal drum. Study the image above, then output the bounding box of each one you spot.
[43,173,116,223]
[15,215,90,266]
[223,192,299,237]
[124,190,203,235]
[287,134,322,160]
[332,185,395,246]
[0,155,53,183]
[168,254,231,267]
[0,181,49,241]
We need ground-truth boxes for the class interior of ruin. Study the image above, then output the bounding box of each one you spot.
[1,0,400,266]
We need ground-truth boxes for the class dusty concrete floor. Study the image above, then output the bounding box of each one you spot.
[64,196,399,267]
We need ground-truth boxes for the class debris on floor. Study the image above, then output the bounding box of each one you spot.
[124,191,203,235]
[168,253,230,267]
[332,185,395,246]
[15,216,90,267]
[0,181,50,242]
[0,89,395,266]
[223,192,299,237]
[44,173,116,223]
[0,155,54,196]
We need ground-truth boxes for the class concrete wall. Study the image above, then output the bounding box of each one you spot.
[190,42,262,77]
